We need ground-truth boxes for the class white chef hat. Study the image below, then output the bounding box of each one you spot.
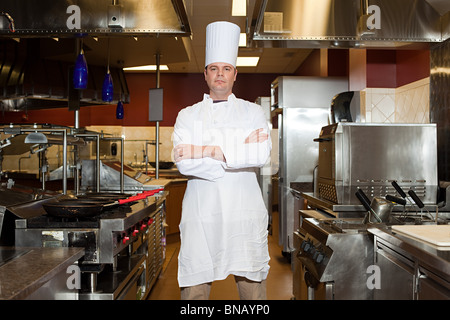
[205,21,240,68]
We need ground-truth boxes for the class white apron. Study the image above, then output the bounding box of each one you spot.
[173,94,271,287]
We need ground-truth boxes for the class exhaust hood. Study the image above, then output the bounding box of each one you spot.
[250,0,449,49]
[0,0,191,112]
[0,0,190,37]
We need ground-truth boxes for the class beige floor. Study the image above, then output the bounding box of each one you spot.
[147,212,293,300]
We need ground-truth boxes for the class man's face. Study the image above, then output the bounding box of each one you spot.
[204,62,237,99]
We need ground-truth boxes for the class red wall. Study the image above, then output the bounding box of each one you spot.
[366,49,430,88]
[1,72,281,127]
[396,50,430,87]
[366,50,397,88]
[293,49,349,77]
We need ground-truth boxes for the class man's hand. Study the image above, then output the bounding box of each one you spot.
[174,144,202,162]
[244,128,269,144]
[174,144,225,162]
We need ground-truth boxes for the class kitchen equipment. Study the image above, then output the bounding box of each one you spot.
[391,225,450,247]
[43,189,164,218]
[271,76,348,255]
[330,91,360,123]
[313,123,438,208]
[14,191,166,300]
[370,197,394,223]
[386,194,407,206]
[81,160,165,192]
[293,214,374,300]
[355,189,383,223]
[370,228,450,300]
[79,192,132,199]
[408,189,425,209]
[388,180,436,223]
[43,201,104,218]
[149,161,174,169]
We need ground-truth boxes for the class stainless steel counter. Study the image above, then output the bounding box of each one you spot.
[369,227,450,279]
[369,227,450,299]
[0,246,84,300]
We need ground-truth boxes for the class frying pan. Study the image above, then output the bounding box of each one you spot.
[77,192,132,200]
[43,201,105,218]
[43,188,164,218]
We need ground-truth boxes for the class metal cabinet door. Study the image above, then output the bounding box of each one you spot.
[374,248,415,300]
[417,267,450,300]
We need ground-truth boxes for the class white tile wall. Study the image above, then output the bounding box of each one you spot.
[362,77,430,124]
[85,125,175,165]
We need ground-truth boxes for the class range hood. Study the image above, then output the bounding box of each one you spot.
[0,0,190,37]
[0,0,191,111]
[250,0,450,49]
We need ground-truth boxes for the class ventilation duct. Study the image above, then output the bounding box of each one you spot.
[250,0,449,49]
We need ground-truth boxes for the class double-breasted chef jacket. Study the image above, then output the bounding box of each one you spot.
[173,93,272,287]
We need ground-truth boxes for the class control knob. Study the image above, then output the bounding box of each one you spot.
[303,241,312,252]
[316,253,324,264]
[122,232,130,244]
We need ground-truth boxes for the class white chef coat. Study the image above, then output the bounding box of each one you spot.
[173,93,271,287]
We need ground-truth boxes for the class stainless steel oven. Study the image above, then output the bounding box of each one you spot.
[293,214,375,300]
[13,192,166,300]
[315,123,438,206]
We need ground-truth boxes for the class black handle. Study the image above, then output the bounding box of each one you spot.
[391,181,407,198]
[358,189,371,204]
[408,190,424,209]
[313,138,332,142]
[355,189,372,212]
[386,194,407,206]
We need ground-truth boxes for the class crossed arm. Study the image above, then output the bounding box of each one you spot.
[173,128,269,163]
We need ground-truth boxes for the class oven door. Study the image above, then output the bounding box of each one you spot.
[117,262,146,300]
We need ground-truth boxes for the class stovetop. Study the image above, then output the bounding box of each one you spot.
[303,217,385,237]
[320,218,371,233]
[21,200,151,229]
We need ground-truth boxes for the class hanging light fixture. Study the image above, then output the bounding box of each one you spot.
[102,70,113,102]
[73,40,88,89]
[102,39,114,102]
[116,100,124,119]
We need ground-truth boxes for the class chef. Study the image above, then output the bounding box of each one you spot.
[173,21,271,300]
